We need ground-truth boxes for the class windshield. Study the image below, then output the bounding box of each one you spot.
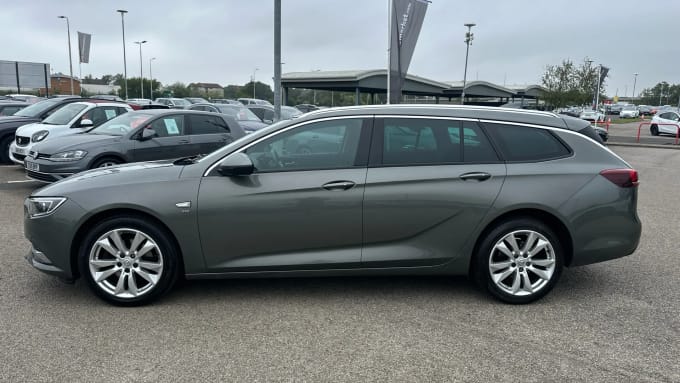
[281,106,302,119]
[172,98,191,106]
[42,103,88,125]
[89,113,153,136]
[216,105,261,121]
[13,99,62,118]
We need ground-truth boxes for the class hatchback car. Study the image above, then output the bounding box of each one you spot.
[650,110,680,135]
[24,105,640,306]
[23,109,245,183]
[187,103,267,133]
[619,105,639,118]
[10,102,131,165]
[154,98,192,109]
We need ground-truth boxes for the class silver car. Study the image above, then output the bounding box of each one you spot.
[24,105,641,306]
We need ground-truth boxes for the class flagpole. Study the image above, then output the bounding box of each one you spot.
[386,0,392,104]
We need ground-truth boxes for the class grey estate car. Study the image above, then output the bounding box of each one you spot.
[24,105,641,306]
[25,110,245,182]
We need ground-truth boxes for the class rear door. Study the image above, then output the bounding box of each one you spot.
[362,117,505,267]
[186,113,234,154]
[130,114,193,161]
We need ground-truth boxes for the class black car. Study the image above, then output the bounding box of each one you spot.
[25,109,246,183]
[247,104,302,124]
[188,103,267,133]
[0,102,30,116]
[0,97,84,164]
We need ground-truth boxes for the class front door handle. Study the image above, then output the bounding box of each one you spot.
[178,139,190,144]
[322,180,356,191]
[460,172,491,181]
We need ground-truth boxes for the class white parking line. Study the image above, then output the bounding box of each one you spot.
[6,180,34,184]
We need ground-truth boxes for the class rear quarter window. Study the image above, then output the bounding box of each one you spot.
[483,123,571,162]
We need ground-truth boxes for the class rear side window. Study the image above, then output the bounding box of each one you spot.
[483,123,570,162]
[188,114,230,135]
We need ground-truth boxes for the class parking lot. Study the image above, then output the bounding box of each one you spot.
[0,145,678,382]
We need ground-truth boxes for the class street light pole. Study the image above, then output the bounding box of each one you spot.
[134,40,147,99]
[117,10,128,100]
[149,57,156,100]
[252,68,259,99]
[595,64,602,110]
[632,73,638,104]
[57,16,74,95]
[461,23,476,105]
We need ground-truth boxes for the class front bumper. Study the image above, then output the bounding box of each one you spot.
[25,247,72,280]
[8,141,30,165]
[23,157,86,183]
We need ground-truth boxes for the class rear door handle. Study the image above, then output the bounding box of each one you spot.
[322,181,356,191]
[178,139,190,144]
[459,172,491,181]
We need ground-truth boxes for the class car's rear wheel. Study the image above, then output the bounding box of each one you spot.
[91,157,122,169]
[78,216,180,306]
[0,135,13,164]
[650,125,659,136]
[473,218,563,304]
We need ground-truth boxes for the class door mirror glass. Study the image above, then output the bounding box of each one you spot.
[140,128,157,141]
[79,119,94,128]
[217,153,254,176]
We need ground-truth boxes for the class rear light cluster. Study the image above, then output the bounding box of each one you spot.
[600,169,639,188]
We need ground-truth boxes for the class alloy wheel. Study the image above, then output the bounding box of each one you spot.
[88,228,164,299]
[488,230,556,297]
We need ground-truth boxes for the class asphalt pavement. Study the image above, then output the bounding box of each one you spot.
[0,147,678,382]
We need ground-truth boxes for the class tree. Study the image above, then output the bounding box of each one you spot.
[638,82,680,106]
[113,76,162,99]
[541,58,607,109]
[161,82,191,98]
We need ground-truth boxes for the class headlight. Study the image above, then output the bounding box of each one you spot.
[50,150,88,162]
[25,197,66,218]
[32,130,49,142]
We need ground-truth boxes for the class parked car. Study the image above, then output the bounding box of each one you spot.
[184,97,209,104]
[637,105,654,116]
[23,105,640,306]
[650,110,680,135]
[608,104,624,115]
[10,102,132,164]
[23,110,245,183]
[247,104,302,124]
[7,94,42,103]
[187,103,267,133]
[154,98,192,109]
[0,102,30,116]
[294,104,320,113]
[238,98,272,106]
[211,99,241,105]
[126,101,169,111]
[93,95,125,102]
[619,105,640,119]
[126,98,152,104]
[559,107,581,118]
[0,97,85,164]
[579,109,605,122]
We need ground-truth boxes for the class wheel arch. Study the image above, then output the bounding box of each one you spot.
[469,208,574,276]
[69,208,185,280]
[88,153,126,168]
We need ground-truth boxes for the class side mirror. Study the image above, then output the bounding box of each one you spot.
[140,128,157,141]
[79,119,94,128]
[217,153,254,176]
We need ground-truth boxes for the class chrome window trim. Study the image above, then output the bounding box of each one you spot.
[203,115,374,176]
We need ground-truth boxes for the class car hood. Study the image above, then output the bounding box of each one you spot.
[238,120,268,131]
[16,122,69,136]
[33,160,184,197]
[31,133,120,155]
[0,115,37,126]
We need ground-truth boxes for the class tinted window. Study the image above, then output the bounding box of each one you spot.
[382,118,459,165]
[250,107,265,120]
[245,118,363,172]
[150,116,185,137]
[263,109,275,122]
[484,123,570,162]
[0,106,24,116]
[460,123,499,162]
[188,114,230,135]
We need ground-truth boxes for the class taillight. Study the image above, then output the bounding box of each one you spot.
[600,169,639,188]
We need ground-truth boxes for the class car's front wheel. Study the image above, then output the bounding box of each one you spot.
[473,218,564,304]
[91,157,122,169]
[650,124,659,136]
[78,216,180,306]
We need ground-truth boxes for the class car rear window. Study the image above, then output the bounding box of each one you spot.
[483,123,571,162]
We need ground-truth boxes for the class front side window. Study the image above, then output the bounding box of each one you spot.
[483,123,570,162]
[150,116,185,137]
[188,114,230,135]
[245,118,363,172]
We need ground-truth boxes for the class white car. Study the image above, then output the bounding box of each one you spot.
[650,110,680,136]
[9,101,131,164]
[579,109,605,122]
[619,105,639,118]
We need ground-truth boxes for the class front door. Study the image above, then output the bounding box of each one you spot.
[196,117,370,272]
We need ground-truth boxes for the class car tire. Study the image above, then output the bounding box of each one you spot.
[91,157,122,169]
[472,218,564,304]
[78,215,180,306]
[650,125,659,136]
[0,135,13,164]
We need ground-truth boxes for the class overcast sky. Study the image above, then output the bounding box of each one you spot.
[4,0,678,96]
